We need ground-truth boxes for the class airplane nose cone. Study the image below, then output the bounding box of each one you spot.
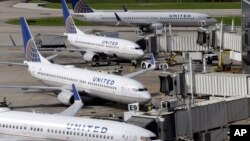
[140,92,151,104]
[210,18,217,25]
[138,50,145,58]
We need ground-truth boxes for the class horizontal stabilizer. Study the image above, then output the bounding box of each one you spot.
[0,62,27,67]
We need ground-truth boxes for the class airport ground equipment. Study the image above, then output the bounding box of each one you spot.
[35,34,66,48]
[125,96,250,141]
[141,59,168,70]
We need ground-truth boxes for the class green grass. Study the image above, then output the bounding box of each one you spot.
[6,17,94,26]
[27,0,240,9]
[215,16,241,26]
[82,2,241,10]
[6,16,241,26]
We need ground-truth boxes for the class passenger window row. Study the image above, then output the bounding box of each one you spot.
[47,129,114,140]
[88,82,117,90]
[38,72,78,82]
[0,124,42,132]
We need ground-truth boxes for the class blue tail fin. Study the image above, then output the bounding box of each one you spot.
[71,0,94,13]
[62,0,77,34]
[72,84,81,102]
[20,17,41,62]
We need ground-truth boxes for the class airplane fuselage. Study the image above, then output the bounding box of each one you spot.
[0,108,159,141]
[26,62,151,105]
[72,12,217,27]
[65,32,144,60]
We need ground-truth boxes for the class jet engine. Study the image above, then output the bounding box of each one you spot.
[57,90,74,105]
[83,52,99,62]
[149,23,163,31]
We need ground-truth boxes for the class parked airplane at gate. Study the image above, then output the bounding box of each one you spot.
[61,0,144,65]
[71,0,217,31]
[0,84,161,141]
[0,17,155,105]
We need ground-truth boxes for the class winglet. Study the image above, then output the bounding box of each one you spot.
[60,84,83,117]
[71,0,94,13]
[122,5,128,12]
[114,12,122,21]
[72,84,81,101]
[61,0,77,34]
[150,52,156,67]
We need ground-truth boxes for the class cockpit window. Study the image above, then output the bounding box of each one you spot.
[138,88,148,91]
[206,17,212,19]
[132,88,139,92]
[132,88,148,92]
[135,47,141,50]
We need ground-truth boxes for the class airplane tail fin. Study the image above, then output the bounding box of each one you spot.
[62,0,82,34]
[20,17,49,63]
[71,0,94,13]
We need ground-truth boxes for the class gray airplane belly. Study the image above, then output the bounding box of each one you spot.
[88,89,143,104]
[0,133,60,141]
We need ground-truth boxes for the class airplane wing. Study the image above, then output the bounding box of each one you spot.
[60,84,83,116]
[124,53,156,78]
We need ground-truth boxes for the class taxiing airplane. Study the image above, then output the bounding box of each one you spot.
[0,17,154,106]
[71,0,217,31]
[0,84,161,141]
[61,0,144,65]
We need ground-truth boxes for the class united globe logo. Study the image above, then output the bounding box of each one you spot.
[25,39,40,62]
[74,0,93,13]
[66,16,77,33]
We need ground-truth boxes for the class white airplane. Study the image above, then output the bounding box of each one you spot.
[0,84,161,141]
[71,0,217,31]
[61,0,144,65]
[0,17,155,106]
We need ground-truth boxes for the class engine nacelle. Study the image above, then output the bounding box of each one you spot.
[149,23,163,31]
[57,90,74,105]
[83,52,99,62]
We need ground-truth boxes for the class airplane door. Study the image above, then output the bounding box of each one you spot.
[198,20,206,27]
[121,86,130,96]
[122,131,136,141]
